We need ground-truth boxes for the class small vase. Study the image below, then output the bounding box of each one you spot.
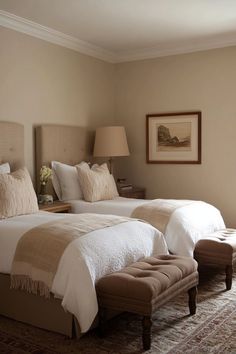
[40,184,47,195]
[38,183,53,204]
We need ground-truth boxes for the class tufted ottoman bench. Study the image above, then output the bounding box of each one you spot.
[96,255,198,350]
[194,228,236,290]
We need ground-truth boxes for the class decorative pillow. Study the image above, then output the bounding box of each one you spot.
[0,162,10,174]
[0,167,39,219]
[76,162,119,202]
[51,161,83,201]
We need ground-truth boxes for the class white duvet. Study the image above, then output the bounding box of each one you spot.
[69,197,225,256]
[164,201,225,256]
[0,211,168,332]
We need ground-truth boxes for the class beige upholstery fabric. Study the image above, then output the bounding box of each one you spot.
[0,168,38,219]
[35,125,93,196]
[0,273,74,337]
[194,229,236,266]
[0,122,24,171]
[96,255,198,316]
[76,162,118,202]
[194,229,236,290]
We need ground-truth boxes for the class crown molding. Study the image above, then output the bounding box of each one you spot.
[0,10,116,63]
[1,10,236,64]
[115,37,236,63]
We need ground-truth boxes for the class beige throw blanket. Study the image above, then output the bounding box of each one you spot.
[11,213,131,297]
[131,199,195,233]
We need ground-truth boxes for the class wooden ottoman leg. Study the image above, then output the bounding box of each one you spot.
[142,316,152,350]
[188,286,197,315]
[225,265,233,290]
[98,307,107,337]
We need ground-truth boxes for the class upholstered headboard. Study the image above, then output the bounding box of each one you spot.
[35,124,93,194]
[0,122,24,170]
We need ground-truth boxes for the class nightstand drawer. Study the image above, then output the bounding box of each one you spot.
[39,201,71,213]
[119,187,146,199]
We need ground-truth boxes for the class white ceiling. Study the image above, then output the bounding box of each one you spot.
[1,0,236,62]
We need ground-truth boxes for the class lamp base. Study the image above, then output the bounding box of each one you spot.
[108,157,114,174]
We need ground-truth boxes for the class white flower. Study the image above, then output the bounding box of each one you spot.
[40,166,52,185]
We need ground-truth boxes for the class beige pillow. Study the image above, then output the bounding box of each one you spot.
[76,162,118,202]
[0,167,39,219]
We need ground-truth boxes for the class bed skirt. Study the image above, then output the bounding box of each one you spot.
[0,273,118,337]
[0,273,75,337]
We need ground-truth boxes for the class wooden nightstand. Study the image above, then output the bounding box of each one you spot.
[118,186,146,199]
[39,201,71,213]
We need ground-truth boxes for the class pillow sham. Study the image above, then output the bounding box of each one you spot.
[51,161,83,201]
[51,162,62,200]
[0,167,39,219]
[76,162,118,202]
[0,162,10,174]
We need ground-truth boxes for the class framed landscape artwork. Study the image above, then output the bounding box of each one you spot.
[146,111,201,164]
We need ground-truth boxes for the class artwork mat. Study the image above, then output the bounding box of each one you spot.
[146,111,201,164]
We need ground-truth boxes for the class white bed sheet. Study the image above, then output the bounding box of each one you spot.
[68,197,225,256]
[69,196,148,216]
[0,211,168,332]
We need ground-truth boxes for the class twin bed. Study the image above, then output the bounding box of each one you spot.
[68,197,224,256]
[36,124,225,257]
[0,122,225,337]
[0,122,168,336]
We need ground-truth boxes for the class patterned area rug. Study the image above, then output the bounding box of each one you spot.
[0,267,235,354]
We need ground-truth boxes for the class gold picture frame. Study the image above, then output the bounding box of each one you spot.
[146,111,201,164]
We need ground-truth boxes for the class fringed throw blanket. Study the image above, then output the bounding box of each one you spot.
[131,199,195,233]
[11,213,131,297]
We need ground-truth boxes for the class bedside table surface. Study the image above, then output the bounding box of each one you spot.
[118,186,146,199]
[39,201,71,213]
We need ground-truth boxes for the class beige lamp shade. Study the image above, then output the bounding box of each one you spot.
[93,126,130,157]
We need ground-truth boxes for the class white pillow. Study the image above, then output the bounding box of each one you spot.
[76,162,118,202]
[0,162,10,174]
[51,162,62,200]
[51,161,83,201]
[0,167,39,219]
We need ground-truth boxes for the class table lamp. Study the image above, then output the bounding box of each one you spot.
[93,126,130,174]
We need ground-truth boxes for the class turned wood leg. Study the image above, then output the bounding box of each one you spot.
[142,316,152,351]
[188,286,197,315]
[98,307,107,337]
[226,265,233,290]
[71,317,76,338]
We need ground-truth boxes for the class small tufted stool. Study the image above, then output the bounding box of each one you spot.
[194,228,236,290]
[96,255,198,350]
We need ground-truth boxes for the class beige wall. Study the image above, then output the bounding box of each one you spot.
[1,26,236,226]
[0,27,115,178]
[115,47,236,226]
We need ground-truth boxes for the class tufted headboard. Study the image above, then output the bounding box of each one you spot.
[35,124,93,194]
[0,122,24,170]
